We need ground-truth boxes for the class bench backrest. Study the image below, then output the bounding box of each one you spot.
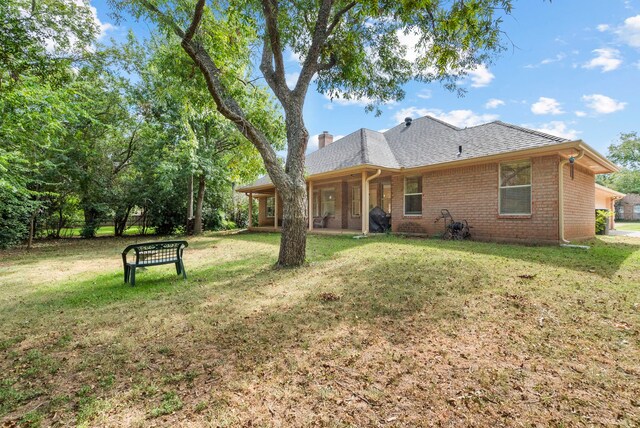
[122,241,188,266]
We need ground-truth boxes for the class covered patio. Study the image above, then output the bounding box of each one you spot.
[244,168,393,235]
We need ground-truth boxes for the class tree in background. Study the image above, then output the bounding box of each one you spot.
[133,34,281,235]
[600,132,640,195]
[114,0,515,266]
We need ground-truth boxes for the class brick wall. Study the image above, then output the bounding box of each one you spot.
[257,196,273,226]
[391,155,562,243]
[619,194,640,220]
[563,163,595,240]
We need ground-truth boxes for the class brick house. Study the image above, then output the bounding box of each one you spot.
[617,194,640,221]
[238,115,618,243]
[595,184,625,230]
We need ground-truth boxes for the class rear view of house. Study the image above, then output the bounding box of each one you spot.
[238,115,618,244]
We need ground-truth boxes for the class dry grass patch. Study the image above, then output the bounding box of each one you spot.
[1,232,639,426]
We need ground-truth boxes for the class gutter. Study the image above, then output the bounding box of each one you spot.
[558,149,585,244]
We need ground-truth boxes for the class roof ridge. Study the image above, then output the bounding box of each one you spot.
[491,120,569,142]
[421,115,461,131]
[360,128,369,164]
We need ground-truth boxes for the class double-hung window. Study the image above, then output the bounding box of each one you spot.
[499,161,532,215]
[352,185,361,217]
[404,176,422,215]
[321,188,336,216]
[266,196,275,218]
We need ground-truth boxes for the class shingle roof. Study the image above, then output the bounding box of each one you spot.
[240,115,572,190]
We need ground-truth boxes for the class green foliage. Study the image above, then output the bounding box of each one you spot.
[604,132,640,194]
[595,210,613,235]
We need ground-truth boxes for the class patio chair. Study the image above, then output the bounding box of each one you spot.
[313,214,329,228]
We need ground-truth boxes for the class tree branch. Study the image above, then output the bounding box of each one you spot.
[294,0,332,97]
[327,1,355,35]
[259,0,290,103]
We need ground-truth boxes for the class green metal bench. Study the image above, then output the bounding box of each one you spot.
[122,240,188,286]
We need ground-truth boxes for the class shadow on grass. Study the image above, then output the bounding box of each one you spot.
[230,232,640,278]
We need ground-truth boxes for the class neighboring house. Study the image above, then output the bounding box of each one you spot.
[238,115,618,243]
[617,194,640,221]
[595,184,625,230]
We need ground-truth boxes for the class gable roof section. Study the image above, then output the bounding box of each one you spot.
[239,115,613,191]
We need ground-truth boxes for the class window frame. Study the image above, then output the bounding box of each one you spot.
[351,185,361,217]
[321,187,336,217]
[266,196,275,218]
[313,190,320,217]
[498,160,532,216]
[381,182,392,214]
[403,175,423,216]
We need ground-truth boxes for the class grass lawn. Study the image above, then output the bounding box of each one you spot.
[45,226,155,238]
[1,233,639,426]
[615,222,640,232]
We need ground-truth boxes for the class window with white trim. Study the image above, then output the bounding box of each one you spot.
[321,188,336,216]
[404,176,422,215]
[313,190,320,217]
[634,204,640,219]
[266,196,275,218]
[499,160,532,215]
[351,185,361,217]
[382,183,392,213]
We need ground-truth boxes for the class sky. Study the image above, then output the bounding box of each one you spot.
[91,0,640,156]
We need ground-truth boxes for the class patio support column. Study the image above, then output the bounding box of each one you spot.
[248,193,253,229]
[308,181,313,230]
[274,189,278,230]
[361,171,368,234]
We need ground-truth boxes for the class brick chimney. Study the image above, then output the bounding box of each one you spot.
[318,131,333,149]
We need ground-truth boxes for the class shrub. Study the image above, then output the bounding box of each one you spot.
[595,209,613,235]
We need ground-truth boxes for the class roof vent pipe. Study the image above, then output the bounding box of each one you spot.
[457,145,462,157]
[404,117,412,127]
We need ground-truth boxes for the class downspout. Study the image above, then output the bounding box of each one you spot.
[363,169,382,235]
[558,149,585,244]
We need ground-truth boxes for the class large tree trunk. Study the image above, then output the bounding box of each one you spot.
[194,174,205,234]
[276,114,308,267]
[277,181,307,267]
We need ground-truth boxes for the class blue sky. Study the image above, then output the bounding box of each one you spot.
[92,0,640,156]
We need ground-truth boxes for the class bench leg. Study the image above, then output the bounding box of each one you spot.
[175,261,181,276]
[180,261,187,280]
[124,265,128,284]
[130,266,136,286]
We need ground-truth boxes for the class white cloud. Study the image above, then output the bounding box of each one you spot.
[416,89,432,99]
[575,111,587,117]
[393,107,498,128]
[540,53,566,65]
[582,48,623,72]
[285,72,299,90]
[596,24,610,32]
[396,29,423,62]
[532,121,580,140]
[582,94,627,114]
[323,90,396,109]
[525,54,568,68]
[485,98,505,109]
[616,14,640,47]
[531,97,564,115]
[467,64,494,88]
[323,93,373,109]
